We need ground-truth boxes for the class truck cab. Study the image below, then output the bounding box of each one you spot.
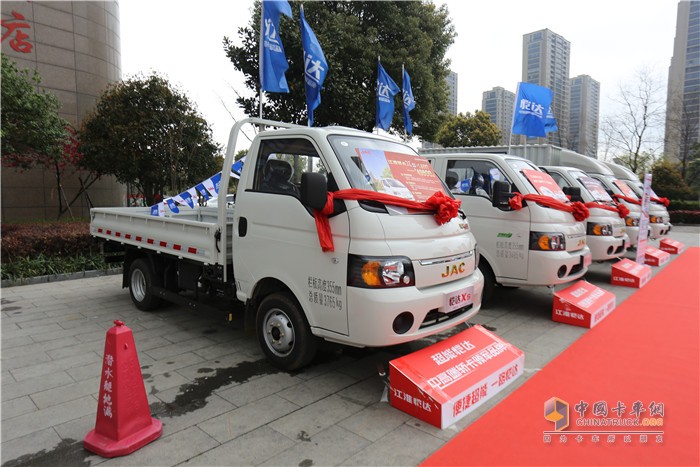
[421,150,591,302]
[602,161,672,238]
[541,166,629,261]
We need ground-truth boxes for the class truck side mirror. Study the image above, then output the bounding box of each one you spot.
[301,172,328,211]
[563,186,583,202]
[492,180,512,209]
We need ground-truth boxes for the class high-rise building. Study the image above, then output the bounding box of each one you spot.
[568,75,600,158]
[446,70,458,115]
[664,1,700,168]
[1,1,123,221]
[522,29,570,146]
[482,86,515,145]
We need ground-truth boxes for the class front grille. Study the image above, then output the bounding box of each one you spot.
[420,304,473,329]
[570,263,584,276]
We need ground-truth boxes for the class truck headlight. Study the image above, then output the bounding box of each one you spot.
[529,232,566,251]
[348,255,415,288]
[587,222,613,236]
[649,215,663,223]
[625,217,639,227]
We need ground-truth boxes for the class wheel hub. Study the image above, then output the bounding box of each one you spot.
[264,309,294,357]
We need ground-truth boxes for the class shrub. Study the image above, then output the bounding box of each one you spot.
[668,200,700,211]
[669,210,700,224]
[1,221,97,261]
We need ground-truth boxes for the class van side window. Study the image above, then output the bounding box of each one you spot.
[548,172,570,189]
[446,160,508,200]
[254,139,328,197]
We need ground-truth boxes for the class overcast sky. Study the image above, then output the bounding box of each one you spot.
[120,0,680,152]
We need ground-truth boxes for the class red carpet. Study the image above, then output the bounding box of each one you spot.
[423,248,700,467]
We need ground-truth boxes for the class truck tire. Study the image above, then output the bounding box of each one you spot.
[478,261,496,306]
[256,292,318,371]
[129,258,164,311]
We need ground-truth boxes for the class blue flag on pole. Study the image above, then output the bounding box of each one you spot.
[300,6,328,127]
[511,82,554,137]
[544,106,558,133]
[402,66,416,134]
[376,59,400,131]
[260,0,292,93]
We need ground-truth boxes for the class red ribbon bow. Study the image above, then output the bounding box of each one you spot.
[652,196,670,207]
[313,189,461,252]
[584,201,630,219]
[612,194,641,206]
[509,192,590,222]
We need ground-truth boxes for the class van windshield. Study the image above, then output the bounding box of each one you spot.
[328,135,447,202]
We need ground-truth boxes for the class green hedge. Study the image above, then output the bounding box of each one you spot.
[668,200,700,211]
[669,210,700,224]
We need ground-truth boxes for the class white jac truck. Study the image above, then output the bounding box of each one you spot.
[419,149,591,302]
[91,119,484,370]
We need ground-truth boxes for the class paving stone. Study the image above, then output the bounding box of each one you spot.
[337,402,412,443]
[143,336,217,361]
[2,349,54,371]
[10,351,101,382]
[184,426,295,466]
[0,426,63,464]
[1,310,51,326]
[175,352,260,381]
[67,361,103,382]
[144,371,191,395]
[1,395,96,442]
[0,335,34,349]
[52,412,96,441]
[152,389,236,436]
[1,370,17,385]
[2,336,81,360]
[198,394,300,443]
[30,376,101,409]
[269,394,365,440]
[46,339,105,360]
[216,372,304,407]
[262,425,370,466]
[1,395,37,420]
[335,376,386,407]
[340,424,445,466]
[277,370,358,407]
[100,426,219,466]
[1,323,63,340]
[2,370,75,400]
[30,323,105,343]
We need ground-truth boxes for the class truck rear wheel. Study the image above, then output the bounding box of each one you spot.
[256,292,318,371]
[129,258,163,311]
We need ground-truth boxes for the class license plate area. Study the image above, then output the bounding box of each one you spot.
[583,252,592,268]
[443,286,474,313]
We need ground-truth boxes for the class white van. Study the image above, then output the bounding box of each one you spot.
[602,161,672,238]
[541,166,630,261]
[421,150,591,302]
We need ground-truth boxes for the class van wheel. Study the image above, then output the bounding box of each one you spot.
[129,258,163,311]
[478,261,496,306]
[256,293,318,371]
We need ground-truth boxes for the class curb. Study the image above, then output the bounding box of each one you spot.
[1,267,123,288]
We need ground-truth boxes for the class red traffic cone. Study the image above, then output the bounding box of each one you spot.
[84,320,162,457]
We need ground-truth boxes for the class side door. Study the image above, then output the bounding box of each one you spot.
[445,159,530,282]
[233,137,350,336]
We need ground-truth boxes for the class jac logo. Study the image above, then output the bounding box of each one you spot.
[442,262,466,278]
[578,239,585,247]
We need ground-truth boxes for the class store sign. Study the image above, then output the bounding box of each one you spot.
[644,246,670,267]
[552,280,616,328]
[389,325,524,429]
[659,238,685,255]
[611,258,651,288]
[1,11,33,53]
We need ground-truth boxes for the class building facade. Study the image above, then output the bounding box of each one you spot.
[1,1,123,221]
[446,70,458,115]
[664,0,700,167]
[568,75,600,158]
[522,29,570,147]
[482,86,515,145]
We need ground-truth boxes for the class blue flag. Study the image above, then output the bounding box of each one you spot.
[166,198,179,214]
[231,157,245,178]
[511,82,554,137]
[544,106,558,133]
[260,0,292,93]
[376,60,400,131]
[402,66,416,134]
[300,6,328,127]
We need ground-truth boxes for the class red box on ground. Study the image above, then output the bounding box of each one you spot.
[659,238,685,255]
[552,280,616,328]
[611,258,652,288]
[389,325,524,429]
[645,246,671,266]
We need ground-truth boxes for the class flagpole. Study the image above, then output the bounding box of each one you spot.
[259,0,264,119]
[376,56,380,135]
[508,82,519,155]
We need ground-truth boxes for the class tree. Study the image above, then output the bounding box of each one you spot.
[79,74,221,205]
[224,1,455,139]
[600,67,665,175]
[434,111,501,148]
[650,159,694,200]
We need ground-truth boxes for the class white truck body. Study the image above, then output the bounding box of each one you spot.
[91,119,483,370]
[540,166,629,261]
[419,149,591,296]
[602,161,672,238]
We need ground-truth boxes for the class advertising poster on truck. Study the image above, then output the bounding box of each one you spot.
[613,179,640,200]
[357,148,445,202]
[579,176,613,202]
[521,169,568,202]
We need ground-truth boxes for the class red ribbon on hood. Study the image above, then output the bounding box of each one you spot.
[612,194,642,206]
[584,201,630,219]
[508,192,590,222]
[313,189,461,252]
[652,196,670,207]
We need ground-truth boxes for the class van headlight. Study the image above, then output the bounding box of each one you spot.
[649,215,663,224]
[348,255,415,288]
[625,217,639,227]
[587,222,613,236]
[529,232,566,251]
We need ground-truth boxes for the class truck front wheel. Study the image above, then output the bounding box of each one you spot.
[256,293,318,371]
[129,258,164,311]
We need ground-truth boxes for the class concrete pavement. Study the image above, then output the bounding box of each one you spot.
[1,226,698,466]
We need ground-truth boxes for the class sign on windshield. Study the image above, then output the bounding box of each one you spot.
[521,169,568,202]
[613,179,639,199]
[579,176,613,202]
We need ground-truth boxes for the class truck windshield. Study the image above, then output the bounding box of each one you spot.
[328,135,447,203]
